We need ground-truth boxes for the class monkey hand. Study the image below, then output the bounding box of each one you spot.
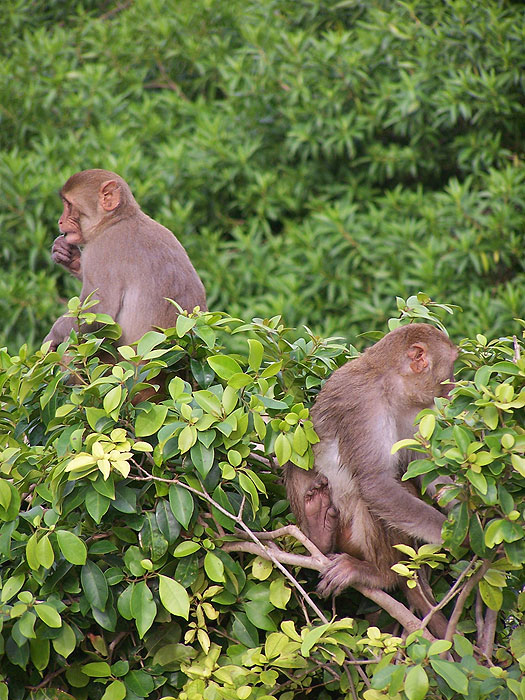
[51,235,82,277]
[317,553,357,598]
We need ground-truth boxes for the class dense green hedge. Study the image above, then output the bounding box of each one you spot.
[0,301,523,699]
[1,0,524,351]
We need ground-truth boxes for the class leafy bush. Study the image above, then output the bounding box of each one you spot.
[0,299,522,699]
[0,0,524,350]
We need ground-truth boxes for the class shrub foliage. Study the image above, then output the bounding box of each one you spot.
[0,300,522,699]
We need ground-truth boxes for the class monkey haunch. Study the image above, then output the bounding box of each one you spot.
[286,324,457,632]
[45,169,207,350]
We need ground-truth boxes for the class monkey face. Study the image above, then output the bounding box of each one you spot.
[58,196,85,245]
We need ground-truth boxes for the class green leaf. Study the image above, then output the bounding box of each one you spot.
[30,637,50,671]
[428,640,452,656]
[176,315,196,337]
[418,414,435,440]
[137,331,166,356]
[18,611,36,638]
[0,480,12,510]
[173,541,201,557]
[465,469,487,494]
[135,404,169,437]
[1,574,25,602]
[510,626,525,658]
[269,578,291,609]
[117,584,134,620]
[247,339,264,371]
[479,580,503,611]
[404,664,429,700]
[36,533,54,569]
[81,560,109,611]
[26,532,40,570]
[56,530,87,565]
[207,355,243,380]
[485,519,507,547]
[204,552,226,582]
[139,512,168,561]
[301,622,331,656]
[244,600,277,632]
[158,574,190,619]
[130,581,157,638]
[469,513,487,557]
[101,680,127,700]
[103,385,122,415]
[193,390,222,416]
[52,622,77,658]
[155,499,181,544]
[274,433,292,466]
[260,360,282,378]
[34,603,61,628]
[178,424,197,453]
[86,488,111,524]
[125,669,155,697]
[169,484,194,529]
[429,659,468,694]
[82,661,112,677]
[190,442,215,478]
[0,480,20,521]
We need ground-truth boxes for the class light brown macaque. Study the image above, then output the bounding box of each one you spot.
[45,169,207,350]
[286,324,458,636]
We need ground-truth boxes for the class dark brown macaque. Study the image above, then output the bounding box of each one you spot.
[45,169,206,350]
[286,324,458,636]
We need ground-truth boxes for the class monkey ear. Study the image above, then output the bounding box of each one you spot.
[407,342,429,374]
[99,180,121,212]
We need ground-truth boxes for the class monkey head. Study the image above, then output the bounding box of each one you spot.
[367,324,458,408]
[58,169,137,244]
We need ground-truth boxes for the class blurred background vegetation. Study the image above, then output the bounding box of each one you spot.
[1,0,524,351]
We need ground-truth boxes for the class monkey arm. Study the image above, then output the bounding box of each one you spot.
[43,314,78,350]
[361,470,445,544]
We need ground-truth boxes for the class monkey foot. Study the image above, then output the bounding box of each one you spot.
[317,553,384,598]
[304,475,339,554]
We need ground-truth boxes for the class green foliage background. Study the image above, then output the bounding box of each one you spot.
[0,0,524,350]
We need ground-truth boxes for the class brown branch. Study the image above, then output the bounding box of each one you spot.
[475,591,484,636]
[26,668,65,691]
[108,630,128,661]
[420,557,479,632]
[479,608,498,660]
[445,560,492,644]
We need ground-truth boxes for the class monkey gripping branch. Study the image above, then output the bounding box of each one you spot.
[0,297,522,700]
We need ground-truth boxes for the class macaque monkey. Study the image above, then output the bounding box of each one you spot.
[286,324,457,633]
[45,169,207,350]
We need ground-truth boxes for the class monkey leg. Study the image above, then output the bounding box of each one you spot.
[303,475,340,554]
